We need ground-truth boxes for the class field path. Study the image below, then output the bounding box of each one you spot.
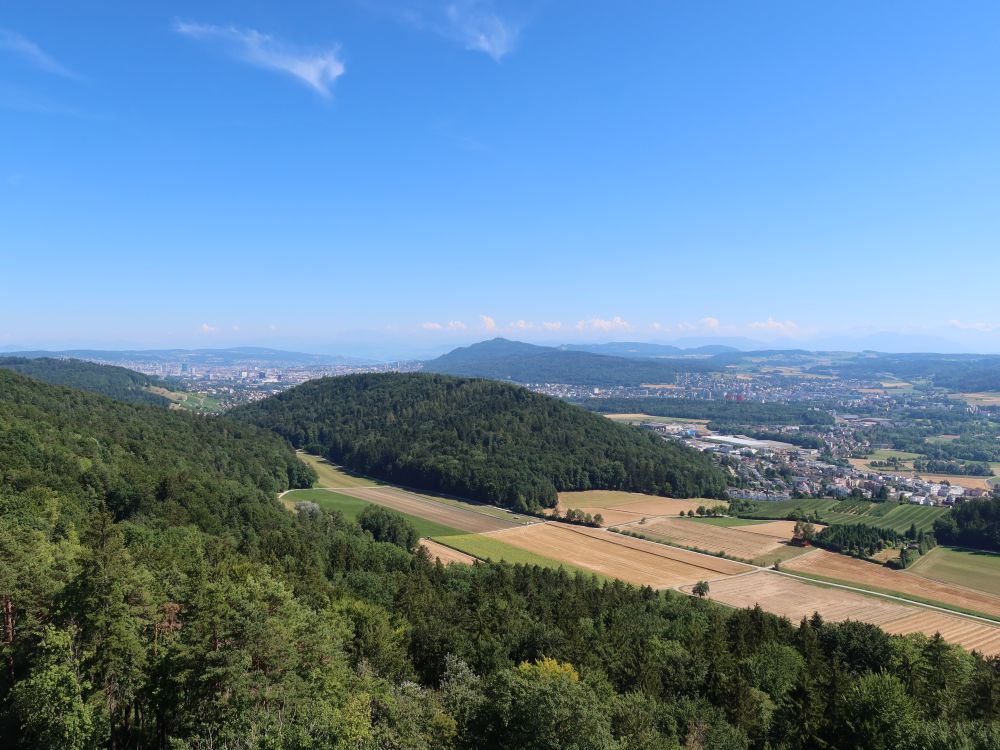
[331,486,523,534]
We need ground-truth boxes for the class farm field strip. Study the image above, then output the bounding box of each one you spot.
[693,571,1000,656]
[618,517,785,561]
[909,547,1000,597]
[420,539,477,565]
[739,499,949,533]
[298,451,379,488]
[784,549,1000,619]
[488,522,751,588]
[557,490,725,513]
[282,489,468,538]
[331,486,522,534]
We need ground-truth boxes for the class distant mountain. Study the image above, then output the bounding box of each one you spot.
[423,338,713,385]
[561,341,738,358]
[0,356,177,406]
[231,372,727,509]
[10,346,375,367]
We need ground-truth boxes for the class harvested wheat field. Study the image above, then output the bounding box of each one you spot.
[784,549,1000,619]
[488,522,752,588]
[691,571,1000,656]
[880,611,1000,653]
[628,517,786,561]
[558,491,726,526]
[335,487,519,534]
[420,539,478,565]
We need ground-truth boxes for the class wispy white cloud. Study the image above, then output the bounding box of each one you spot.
[0,29,76,78]
[370,1,520,61]
[948,319,997,332]
[421,321,444,330]
[575,316,633,333]
[199,322,217,334]
[480,314,497,331]
[542,321,562,331]
[174,21,344,96]
[445,1,519,60]
[748,316,798,333]
[447,320,467,330]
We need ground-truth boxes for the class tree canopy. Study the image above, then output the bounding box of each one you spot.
[231,372,728,510]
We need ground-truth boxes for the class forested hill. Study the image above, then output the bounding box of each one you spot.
[423,338,712,386]
[0,368,313,532]
[230,372,728,509]
[0,356,176,406]
[5,368,1000,748]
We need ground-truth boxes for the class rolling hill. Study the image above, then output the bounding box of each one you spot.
[0,356,177,406]
[230,372,728,510]
[422,338,712,385]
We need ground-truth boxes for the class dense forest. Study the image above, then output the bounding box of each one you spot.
[3,368,1000,749]
[934,497,1000,552]
[423,338,710,386]
[231,373,728,510]
[580,398,833,429]
[0,356,177,407]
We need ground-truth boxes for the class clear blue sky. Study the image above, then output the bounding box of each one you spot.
[3,1,1000,355]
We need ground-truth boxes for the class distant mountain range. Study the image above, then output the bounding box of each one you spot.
[559,341,738,358]
[3,346,376,368]
[422,338,713,385]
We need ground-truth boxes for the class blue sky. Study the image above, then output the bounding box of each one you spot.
[3,1,1000,355]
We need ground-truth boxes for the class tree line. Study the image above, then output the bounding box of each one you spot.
[3,367,1000,748]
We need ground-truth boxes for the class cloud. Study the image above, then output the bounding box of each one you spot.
[372,1,520,60]
[948,320,997,332]
[445,1,519,60]
[0,29,76,78]
[421,321,444,330]
[174,21,344,96]
[447,320,467,330]
[575,316,633,333]
[480,314,497,331]
[199,322,217,333]
[748,316,798,333]
[542,321,562,331]
[702,317,720,329]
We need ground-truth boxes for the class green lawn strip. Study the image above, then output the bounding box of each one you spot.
[908,547,1000,597]
[780,569,1000,624]
[752,545,814,568]
[689,517,770,527]
[298,451,535,523]
[283,488,466,538]
[429,533,607,580]
[298,452,380,488]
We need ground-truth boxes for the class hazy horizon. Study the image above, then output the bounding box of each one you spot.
[5,2,1000,356]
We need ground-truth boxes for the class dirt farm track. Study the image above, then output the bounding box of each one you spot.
[691,571,1000,656]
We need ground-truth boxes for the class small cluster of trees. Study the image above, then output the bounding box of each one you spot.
[914,459,994,477]
[934,495,1000,552]
[552,507,603,527]
[814,524,903,558]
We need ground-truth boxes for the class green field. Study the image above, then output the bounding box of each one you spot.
[909,547,1000,597]
[433,533,595,574]
[690,516,770,527]
[284,488,465,538]
[739,498,950,533]
[285,488,585,573]
[298,451,380,488]
[868,449,921,461]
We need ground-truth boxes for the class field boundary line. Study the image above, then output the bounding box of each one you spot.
[774,570,1000,627]
[544,523,755,576]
